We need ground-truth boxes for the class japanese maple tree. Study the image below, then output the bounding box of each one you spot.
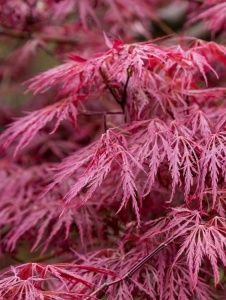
[0,0,226,299]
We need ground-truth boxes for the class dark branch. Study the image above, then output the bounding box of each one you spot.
[0,26,78,45]
[86,234,180,300]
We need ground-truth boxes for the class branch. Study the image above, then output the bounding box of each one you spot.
[78,110,124,132]
[152,17,175,35]
[121,67,132,122]
[86,234,180,299]
[0,27,78,45]
[99,67,122,105]
[78,111,124,116]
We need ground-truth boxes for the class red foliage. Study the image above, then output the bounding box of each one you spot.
[0,1,226,299]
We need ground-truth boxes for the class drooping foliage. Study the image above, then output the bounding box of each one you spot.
[0,1,226,299]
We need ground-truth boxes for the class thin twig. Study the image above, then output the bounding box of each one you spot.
[99,67,122,105]
[32,253,56,263]
[37,42,62,61]
[121,68,132,111]
[8,253,55,265]
[0,27,78,45]
[103,113,107,132]
[121,67,132,122]
[152,17,175,36]
[78,111,123,116]
[78,110,124,132]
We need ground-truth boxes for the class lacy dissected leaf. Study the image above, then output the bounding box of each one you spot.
[169,131,199,202]
[174,216,226,287]
[73,242,160,300]
[130,119,172,195]
[49,129,144,223]
[131,119,200,201]
[188,0,226,36]
[199,132,226,206]
[186,105,212,139]
[164,260,212,300]
[0,162,102,253]
[139,210,224,298]
[202,186,226,217]
[0,98,78,155]
[73,223,216,300]
[25,38,226,122]
[0,262,116,299]
[140,207,202,242]
[4,198,102,253]
[48,120,201,221]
